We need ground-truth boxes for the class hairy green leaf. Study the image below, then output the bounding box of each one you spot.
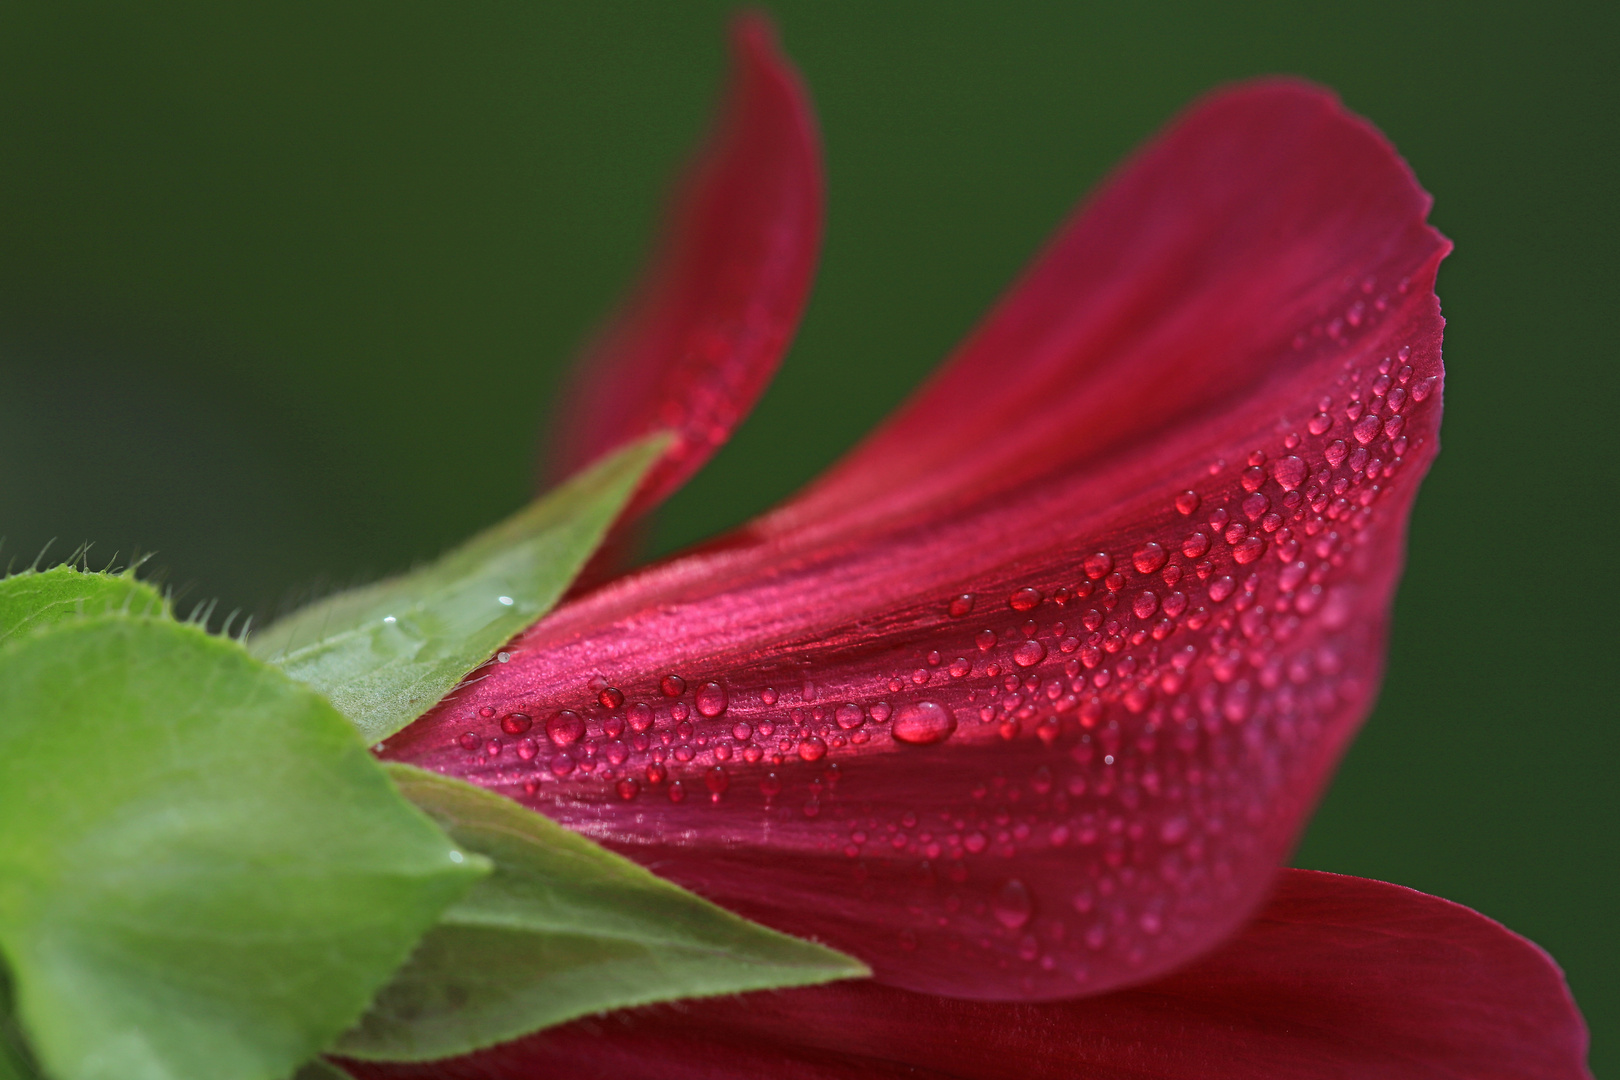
[251,435,667,744]
[0,566,166,646]
[0,618,488,1080]
[335,766,868,1062]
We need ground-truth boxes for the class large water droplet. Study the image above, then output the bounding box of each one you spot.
[994,879,1034,930]
[1013,640,1046,668]
[1132,543,1167,574]
[1271,455,1307,491]
[949,593,976,617]
[499,712,532,735]
[546,710,585,747]
[1083,552,1113,580]
[891,701,957,745]
[1174,491,1200,515]
[695,682,729,717]
[660,674,686,697]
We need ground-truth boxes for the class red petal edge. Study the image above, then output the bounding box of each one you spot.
[385,80,1452,1000]
[345,871,1591,1080]
[546,13,823,525]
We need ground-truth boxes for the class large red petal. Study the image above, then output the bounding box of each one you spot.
[346,871,1591,1080]
[383,81,1450,999]
[546,14,823,524]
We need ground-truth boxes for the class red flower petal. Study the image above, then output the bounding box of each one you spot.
[346,871,1591,1080]
[383,80,1450,999]
[545,15,823,526]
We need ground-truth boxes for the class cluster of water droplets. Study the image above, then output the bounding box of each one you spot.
[401,278,1437,994]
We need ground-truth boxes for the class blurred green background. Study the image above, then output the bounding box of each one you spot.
[0,1,1612,1068]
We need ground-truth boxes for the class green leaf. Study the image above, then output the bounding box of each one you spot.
[335,766,869,1062]
[0,617,489,1080]
[0,565,167,646]
[250,434,667,745]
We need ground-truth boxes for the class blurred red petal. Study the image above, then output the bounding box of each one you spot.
[347,871,1590,1080]
[547,14,823,524]
[384,81,1450,999]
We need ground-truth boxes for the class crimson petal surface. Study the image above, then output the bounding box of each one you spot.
[384,80,1450,999]
[546,14,823,524]
[347,871,1590,1080]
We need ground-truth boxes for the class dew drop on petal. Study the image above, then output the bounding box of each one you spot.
[798,736,828,762]
[546,710,585,747]
[695,682,729,717]
[994,879,1034,930]
[1271,455,1307,491]
[1174,491,1200,515]
[1324,440,1348,467]
[615,778,640,801]
[949,593,976,617]
[660,674,686,697]
[1009,587,1043,611]
[1013,640,1046,668]
[1131,543,1167,574]
[500,712,533,735]
[891,701,957,745]
[1083,552,1113,580]
[835,703,865,730]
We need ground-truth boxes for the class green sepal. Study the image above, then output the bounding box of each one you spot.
[251,434,667,744]
[335,766,868,1062]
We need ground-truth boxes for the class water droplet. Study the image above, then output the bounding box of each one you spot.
[798,736,828,762]
[598,687,624,709]
[1209,576,1237,602]
[546,710,585,747]
[870,701,893,723]
[627,702,654,732]
[835,703,864,730]
[549,752,575,777]
[1174,491,1200,515]
[1241,466,1266,492]
[1241,492,1269,521]
[646,762,667,784]
[976,629,998,651]
[660,674,686,697]
[891,701,957,745]
[1182,532,1210,559]
[457,731,480,751]
[500,712,533,735]
[1271,455,1307,491]
[695,682,729,717]
[994,879,1034,930]
[616,778,640,801]
[705,766,730,797]
[1308,412,1334,435]
[1324,440,1348,467]
[761,686,778,706]
[1352,414,1381,445]
[1132,543,1167,574]
[1013,640,1046,668]
[949,593,976,617]
[1412,375,1437,402]
[1009,587,1043,612]
[1133,591,1159,619]
[1083,552,1113,580]
[668,780,687,803]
